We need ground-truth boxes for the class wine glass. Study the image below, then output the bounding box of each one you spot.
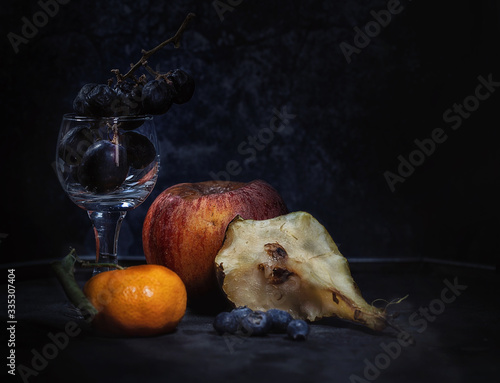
[55,114,160,273]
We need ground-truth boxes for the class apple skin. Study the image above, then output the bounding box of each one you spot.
[142,180,288,300]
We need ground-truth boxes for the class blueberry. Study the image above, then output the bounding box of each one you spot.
[231,306,253,323]
[240,311,272,336]
[287,319,310,341]
[213,312,238,335]
[267,309,293,333]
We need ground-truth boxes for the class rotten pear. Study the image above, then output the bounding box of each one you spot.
[215,211,387,331]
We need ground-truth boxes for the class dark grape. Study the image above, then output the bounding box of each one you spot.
[122,131,156,169]
[73,83,119,117]
[78,140,128,193]
[73,83,98,116]
[85,84,120,117]
[141,79,174,115]
[166,69,195,104]
[113,81,144,117]
[58,125,99,166]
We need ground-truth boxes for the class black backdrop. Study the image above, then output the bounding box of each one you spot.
[1,0,499,266]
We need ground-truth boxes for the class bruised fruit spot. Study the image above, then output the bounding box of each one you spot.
[264,242,288,260]
[215,262,226,286]
[354,310,362,320]
[258,263,295,285]
[332,292,339,304]
[270,268,294,285]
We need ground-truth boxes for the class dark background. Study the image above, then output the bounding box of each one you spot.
[1,0,499,266]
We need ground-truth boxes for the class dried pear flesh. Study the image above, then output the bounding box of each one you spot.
[215,211,387,331]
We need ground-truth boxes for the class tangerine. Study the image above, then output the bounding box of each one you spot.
[83,264,187,336]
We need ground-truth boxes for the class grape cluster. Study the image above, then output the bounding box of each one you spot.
[64,69,194,193]
[58,123,157,193]
[73,69,195,118]
[62,12,196,194]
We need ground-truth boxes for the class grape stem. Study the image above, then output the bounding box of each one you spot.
[109,123,121,166]
[112,12,196,82]
[143,64,160,78]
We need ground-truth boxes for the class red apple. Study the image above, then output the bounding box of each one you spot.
[142,180,288,300]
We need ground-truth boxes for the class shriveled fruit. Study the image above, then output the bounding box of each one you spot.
[85,84,119,117]
[166,69,195,104]
[141,79,174,115]
[73,83,98,116]
[113,80,144,116]
[83,264,187,336]
[71,14,196,119]
[215,211,387,331]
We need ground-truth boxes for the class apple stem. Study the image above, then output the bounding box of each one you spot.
[112,13,196,83]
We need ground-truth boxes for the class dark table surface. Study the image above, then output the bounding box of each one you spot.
[2,259,499,383]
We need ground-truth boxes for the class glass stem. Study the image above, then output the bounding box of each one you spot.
[87,211,127,274]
